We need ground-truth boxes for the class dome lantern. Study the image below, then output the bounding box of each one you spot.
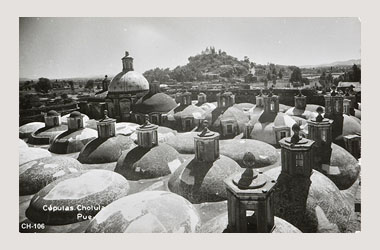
[307,107,333,174]
[180,90,192,106]
[121,51,134,72]
[44,110,61,128]
[67,111,84,131]
[294,88,307,110]
[136,114,158,148]
[194,120,220,162]
[279,124,315,178]
[216,90,235,108]
[96,110,116,139]
[324,85,344,140]
[197,92,207,105]
[255,89,264,107]
[263,87,279,114]
[343,134,361,159]
[224,152,276,233]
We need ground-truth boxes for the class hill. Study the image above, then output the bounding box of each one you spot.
[301,59,361,69]
[143,47,252,83]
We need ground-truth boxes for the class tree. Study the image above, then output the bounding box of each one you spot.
[351,64,361,82]
[68,80,74,91]
[35,77,52,93]
[85,79,95,89]
[278,69,283,79]
[289,67,303,83]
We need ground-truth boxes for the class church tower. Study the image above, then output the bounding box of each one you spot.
[121,51,134,72]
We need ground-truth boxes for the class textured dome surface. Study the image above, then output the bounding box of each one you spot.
[265,167,353,232]
[19,122,45,139]
[114,144,184,180]
[85,191,201,233]
[28,125,68,145]
[198,212,301,233]
[166,132,200,154]
[168,155,242,203]
[77,135,136,164]
[328,143,361,190]
[204,106,249,134]
[173,105,206,120]
[285,107,317,120]
[219,139,279,168]
[49,128,98,154]
[19,139,28,149]
[108,71,149,93]
[19,156,83,195]
[132,93,177,114]
[19,147,52,166]
[26,169,130,225]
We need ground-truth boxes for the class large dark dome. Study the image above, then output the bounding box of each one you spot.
[132,92,177,114]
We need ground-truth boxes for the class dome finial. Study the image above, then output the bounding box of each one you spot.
[198,120,214,137]
[141,114,151,127]
[297,88,303,97]
[290,123,301,145]
[316,106,324,122]
[268,86,273,97]
[331,85,337,96]
[125,51,129,57]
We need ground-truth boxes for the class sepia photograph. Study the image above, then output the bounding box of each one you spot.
[18,17,361,234]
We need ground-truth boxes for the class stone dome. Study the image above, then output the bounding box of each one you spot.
[108,71,149,93]
[327,143,361,190]
[114,143,184,180]
[47,110,59,116]
[339,114,361,140]
[166,132,199,154]
[264,167,353,232]
[85,191,201,233]
[48,128,98,154]
[19,156,83,195]
[219,139,280,168]
[19,122,45,139]
[250,112,297,145]
[61,113,89,125]
[198,212,301,233]
[198,102,217,112]
[77,135,136,164]
[173,105,206,121]
[26,169,130,225]
[168,155,242,203]
[19,139,28,149]
[285,107,318,120]
[204,106,249,135]
[19,147,52,166]
[132,92,177,114]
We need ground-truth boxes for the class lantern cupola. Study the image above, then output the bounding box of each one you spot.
[294,89,307,110]
[255,89,264,107]
[263,87,279,114]
[279,124,315,178]
[194,120,220,162]
[136,114,158,149]
[67,111,84,131]
[96,110,116,139]
[121,51,134,72]
[224,152,276,233]
[216,89,235,108]
[44,110,61,128]
[197,92,207,105]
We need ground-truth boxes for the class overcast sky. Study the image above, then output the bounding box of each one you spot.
[19,17,360,79]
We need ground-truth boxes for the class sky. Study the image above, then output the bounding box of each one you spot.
[19,17,361,79]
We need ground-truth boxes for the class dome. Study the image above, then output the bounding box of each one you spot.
[69,111,81,118]
[339,114,361,139]
[265,167,353,232]
[48,128,98,154]
[166,132,200,154]
[108,71,149,93]
[327,143,361,190]
[198,212,301,233]
[19,147,52,166]
[132,92,177,114]
[61,113,89,125]
[47,110,59,116]
[198,102,217,112]
[19,139,28,149]
[249,113,297,145]
[219,139,280,168]
[114,144,184,180]
[85,191,201,233]
[77,135,136,164]
[168,155,242,203]
[26,169,130,225]
[173,105,206,120]
[285,107,318,120]
[204,106,249,135]
[19,122,45,139]
[19,156,83,195]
